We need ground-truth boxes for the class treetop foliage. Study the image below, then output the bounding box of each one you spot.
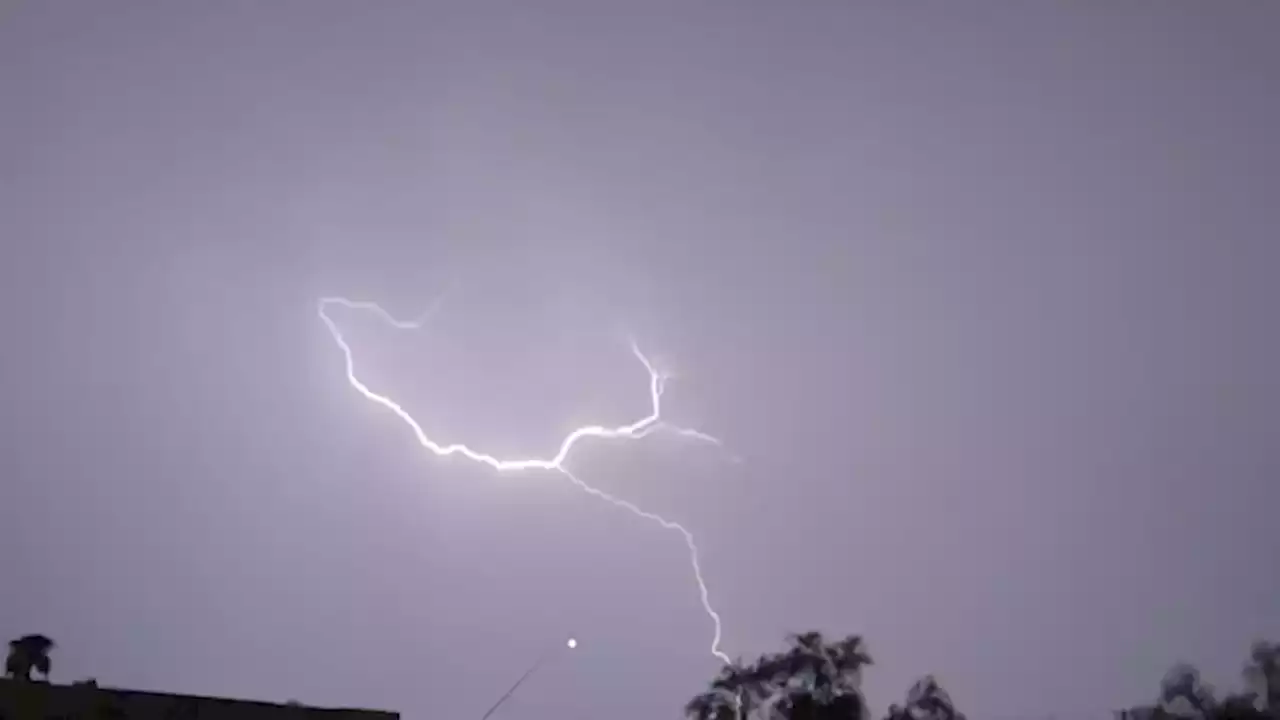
[686,632,1280,720]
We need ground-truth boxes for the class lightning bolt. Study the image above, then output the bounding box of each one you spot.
[317,296,731,665]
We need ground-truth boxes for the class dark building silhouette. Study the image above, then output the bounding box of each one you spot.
[0,678,398,720]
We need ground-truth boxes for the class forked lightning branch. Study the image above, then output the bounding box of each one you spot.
[317,296,731,664]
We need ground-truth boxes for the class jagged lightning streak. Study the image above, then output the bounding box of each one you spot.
[317,296,731,665]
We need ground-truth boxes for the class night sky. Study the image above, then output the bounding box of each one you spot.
[2,3,1277,719]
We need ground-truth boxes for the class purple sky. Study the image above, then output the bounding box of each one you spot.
[2,3,1278,719]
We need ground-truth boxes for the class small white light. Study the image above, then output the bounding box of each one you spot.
[567,638,577,649]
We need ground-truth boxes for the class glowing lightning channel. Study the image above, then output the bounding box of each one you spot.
[318,296,731,665]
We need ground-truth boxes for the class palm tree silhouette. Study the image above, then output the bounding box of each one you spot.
[5,634,55,681]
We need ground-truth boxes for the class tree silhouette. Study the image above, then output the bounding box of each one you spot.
[686,662,757,720]
[686,633,1280,720]
[885,675,966,720]
[1158,662,1219,719]
[1243,640,1280,714]
[1119,641,1280,720]
[4,634,55,681]
[1214,694,1269,720]
[686,632,872,720]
